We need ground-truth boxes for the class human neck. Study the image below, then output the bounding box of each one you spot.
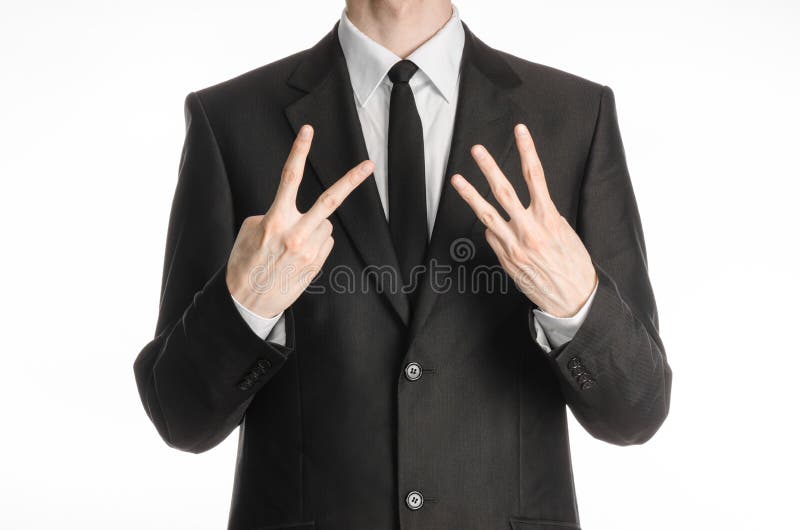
[344,0,453,58]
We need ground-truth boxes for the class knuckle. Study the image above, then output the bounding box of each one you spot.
[284,233,305,252]
[506,243,527,263]
[282,167,299,183]
[520,231,539,249]
[319,192,340,210]
[260,214,280,233]
[498,185,517,204]
[347,170,362,186]
[539,207,559,227]
[544,215,560,232]
[242,215,261,228]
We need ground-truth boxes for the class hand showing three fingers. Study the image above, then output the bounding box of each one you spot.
[451,124,597,318]
[226,124,374,318]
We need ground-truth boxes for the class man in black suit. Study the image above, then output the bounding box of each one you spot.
[134,1,671,528]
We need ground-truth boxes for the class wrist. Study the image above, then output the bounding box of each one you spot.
[538,269,597,318]
[228,280,282,320]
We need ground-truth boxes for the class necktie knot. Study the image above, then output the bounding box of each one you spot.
[388,60,419,84]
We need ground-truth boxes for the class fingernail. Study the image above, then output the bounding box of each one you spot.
[515,124,529,136]
[472,145,486,159]
[300,125,312,138]
[361,162,374,175]
[451,174,465,189]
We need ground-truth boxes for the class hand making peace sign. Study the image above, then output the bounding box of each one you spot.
[226,124,374,318]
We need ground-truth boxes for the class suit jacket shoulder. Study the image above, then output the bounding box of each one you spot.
[499,48,608,134]
[187,47,314,154]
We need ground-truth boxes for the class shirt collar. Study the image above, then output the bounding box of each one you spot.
[337,4,465,107]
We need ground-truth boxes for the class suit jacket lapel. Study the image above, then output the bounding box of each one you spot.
[284,23,411,326]
[408,23,523,341]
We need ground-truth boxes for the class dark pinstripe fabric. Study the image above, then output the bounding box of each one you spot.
[133,21,670,530]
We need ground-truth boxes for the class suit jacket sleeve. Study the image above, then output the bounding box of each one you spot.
[133,92,294,454]
[536,85,672,446]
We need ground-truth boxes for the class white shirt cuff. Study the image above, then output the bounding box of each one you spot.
[532,281,598,350]
[230,294,286,344]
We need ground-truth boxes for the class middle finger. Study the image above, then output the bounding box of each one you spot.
[470,144,526,219]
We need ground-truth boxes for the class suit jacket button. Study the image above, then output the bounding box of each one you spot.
[405,491,424,510]
[570,366,587,377]
[256,358,272,373]
[404,362,422,381]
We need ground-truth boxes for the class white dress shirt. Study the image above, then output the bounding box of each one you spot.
[232,4,597,352]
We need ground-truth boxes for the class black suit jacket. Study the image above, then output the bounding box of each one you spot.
[134,21,671,530]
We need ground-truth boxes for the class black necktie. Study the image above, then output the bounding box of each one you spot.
[387,59,428,300]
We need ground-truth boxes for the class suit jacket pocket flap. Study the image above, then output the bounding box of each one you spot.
[257,522,315,530]
[509,517,580,530]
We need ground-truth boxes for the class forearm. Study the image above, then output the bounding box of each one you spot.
[539,266,670,445]
[134,91,293,453]
[134,265,292,453]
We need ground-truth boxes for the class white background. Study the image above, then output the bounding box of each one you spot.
[1,1,798,528]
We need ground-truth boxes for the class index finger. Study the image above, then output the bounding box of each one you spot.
[450,173,515,242]
[295,159,375,234]
[272,124,314,210]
